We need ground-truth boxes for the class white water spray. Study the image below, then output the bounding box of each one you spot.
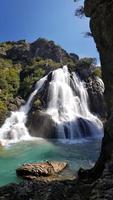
[46,66,103,139]
[0,65,103,145]
[0,76,47,145]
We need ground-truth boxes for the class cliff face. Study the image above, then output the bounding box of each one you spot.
[84,0,113,189]
[84,0,113,115]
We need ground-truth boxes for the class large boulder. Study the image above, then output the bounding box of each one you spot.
[16,161,68,181]
[27,111,56,138]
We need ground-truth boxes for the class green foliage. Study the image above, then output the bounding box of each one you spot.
[0,67,20,97]
[62,57,75,70]
[0,58,13,68]
[76,57,97,69]
[0,100,7,126]
[6,68,20,95]
[0,58,20,106]
[93,67,102,78]
[20,58,60,98]
[34,99,42,109]
[0,42,14,54]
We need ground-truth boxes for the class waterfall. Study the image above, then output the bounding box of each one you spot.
[0,76,47,145]
[46,66,103,139]
[0,65,103,145]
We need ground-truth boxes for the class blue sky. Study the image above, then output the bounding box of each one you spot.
[0,0,100,63]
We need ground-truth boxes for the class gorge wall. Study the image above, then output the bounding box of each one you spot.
[83,0,113,197]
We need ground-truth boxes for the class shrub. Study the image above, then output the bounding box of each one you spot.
[93,67,102,78]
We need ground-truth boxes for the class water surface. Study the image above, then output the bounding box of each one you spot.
[0,138,101,186]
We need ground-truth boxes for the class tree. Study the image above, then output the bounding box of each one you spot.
[75,6,84,18]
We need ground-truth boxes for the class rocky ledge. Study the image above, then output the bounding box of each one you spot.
[16,161,68,181]
[0,161,94,200]
[2,160,113,200]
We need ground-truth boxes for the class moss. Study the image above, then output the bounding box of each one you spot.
[34,99,42,109]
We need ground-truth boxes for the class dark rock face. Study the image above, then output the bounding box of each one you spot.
[88,163,113,200]
[76,63,106,117]
[30,38,71,63]
[84,0,113,183]
[0,179,90,200]
[84,0,113,115]
[27,111,56,138]
[7,40,30,61]
[6,38,74,63]
[86,76,106,117]
[70,53,79,62]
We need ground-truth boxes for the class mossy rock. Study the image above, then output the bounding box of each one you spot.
[34,99,42,109]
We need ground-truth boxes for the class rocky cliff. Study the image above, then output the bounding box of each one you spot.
[82,0,113,197]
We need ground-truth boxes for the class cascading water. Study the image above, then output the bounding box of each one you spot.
[46,66,103,139]
[0,76,47,145]
[0,65,103,145]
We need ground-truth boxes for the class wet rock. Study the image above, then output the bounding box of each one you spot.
[7,96,25,111]
[0,179,84,200]
[16,161,68,180]
[15,96,25,108]
[27,111,56,138]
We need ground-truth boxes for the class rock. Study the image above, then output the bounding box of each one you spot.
[30,38,71,63]
[0,178,88,200]
[27,111,56,138]
[6,38,77,64]
[7,40,30,61]
[7,96,25,111]
[84,0,113,191]
[7,103,17,111]
[15,96,25,108]
[86,76,106,117]
[70,53,79,62]
[16,161,68,180]
[84,0,113,115]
